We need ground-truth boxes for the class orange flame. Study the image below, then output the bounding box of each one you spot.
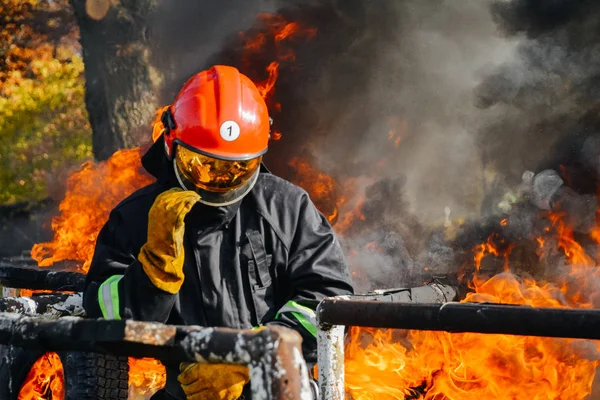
[288,157,343,223]
[346,274,600,400]
[387,117,406,148]
[28,148,164,394]
[241,14,317,140]
[18,353,64,400]
[335,195,367,234]
[346,209,600,399]
[31,148,154,273]
[19,355,167,398]
[129,358,166,396]
[547,211,594,267]
[537,236,545,248]
[472,233,500,272]
[242,14,317,60]
[274,20,317,44]
[256,61,280,100]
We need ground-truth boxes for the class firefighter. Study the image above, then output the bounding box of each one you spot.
[83,65,354,400]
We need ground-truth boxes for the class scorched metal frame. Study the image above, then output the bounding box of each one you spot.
[316,297,600,400]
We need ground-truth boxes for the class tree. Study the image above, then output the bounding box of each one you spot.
[0,0,92,204]
[69,0,161,161]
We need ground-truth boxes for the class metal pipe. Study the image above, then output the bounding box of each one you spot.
[0,313,311,400]
[317,299,600,339]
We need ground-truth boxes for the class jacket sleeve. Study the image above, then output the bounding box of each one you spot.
[267,192,354,362]
[83,210,176,323]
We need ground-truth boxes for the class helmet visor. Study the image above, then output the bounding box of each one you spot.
[175,145,262,193]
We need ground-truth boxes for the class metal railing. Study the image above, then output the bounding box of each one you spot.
[0,311,312,400]
[0,265,314,400]
[316,296,600,400]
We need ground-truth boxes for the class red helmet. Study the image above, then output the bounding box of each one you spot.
[158,65,270,206]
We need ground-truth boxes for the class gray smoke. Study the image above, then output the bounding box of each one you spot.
[476,0,600,189]
[145,0,600,291]
[145,0,515,289]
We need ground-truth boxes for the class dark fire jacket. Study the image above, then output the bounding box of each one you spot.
[83,140,354,398]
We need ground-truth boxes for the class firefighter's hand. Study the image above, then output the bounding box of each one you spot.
[178,363,250,400]
[138,188,200,294]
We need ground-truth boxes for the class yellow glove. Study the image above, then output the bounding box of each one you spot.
[138,188,200,294]
[178,363,250,400]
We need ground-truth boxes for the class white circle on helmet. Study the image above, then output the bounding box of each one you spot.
[220,121,241,141]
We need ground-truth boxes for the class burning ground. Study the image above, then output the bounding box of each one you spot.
[21,0,600,398]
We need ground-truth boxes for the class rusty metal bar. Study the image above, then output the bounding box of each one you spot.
[0,313,311,400]
[317,300,600,339]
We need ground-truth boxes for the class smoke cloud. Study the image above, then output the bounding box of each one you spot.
[476,0,600,190]
[145,0,600,290]
[152,0,514,220]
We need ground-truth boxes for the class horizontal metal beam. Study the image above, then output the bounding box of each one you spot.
[317,299,600,339]
[0,313,311,400]
[0,266,85,291]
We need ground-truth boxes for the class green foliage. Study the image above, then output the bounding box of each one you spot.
[0,54,92,204]
[0,0,91,205]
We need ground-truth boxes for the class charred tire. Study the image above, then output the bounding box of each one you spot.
[63,352,129,400]
[0,345,129,400]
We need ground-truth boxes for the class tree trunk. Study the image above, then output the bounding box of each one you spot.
[69,0,160,161]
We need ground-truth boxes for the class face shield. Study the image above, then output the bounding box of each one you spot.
[173,145,262,207]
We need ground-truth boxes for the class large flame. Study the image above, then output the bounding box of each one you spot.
[29,149,164,396]
[31,148,154,273]
[18,353,64,400]
[345,211,600,399]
